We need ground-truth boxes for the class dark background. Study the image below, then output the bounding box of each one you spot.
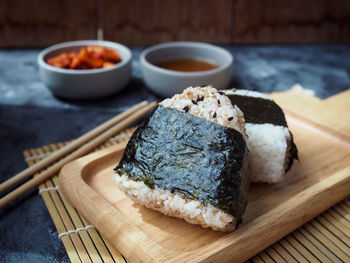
[1,0,350,47]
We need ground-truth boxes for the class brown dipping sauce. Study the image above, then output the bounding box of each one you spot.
[156,58,219,72]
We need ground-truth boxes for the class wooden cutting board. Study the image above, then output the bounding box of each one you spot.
[59,88,350,263]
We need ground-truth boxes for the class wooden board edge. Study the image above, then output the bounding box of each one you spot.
[322,88,350,104]
[59,143,176,263]
[183,167,350,263]
[270,87,350,146]
[269,85,321,105]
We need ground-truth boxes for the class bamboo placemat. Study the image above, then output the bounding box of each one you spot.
[23,128,350,263]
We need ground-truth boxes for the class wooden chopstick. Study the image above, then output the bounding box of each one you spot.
[0,100,148,194]
[0,101,157,209]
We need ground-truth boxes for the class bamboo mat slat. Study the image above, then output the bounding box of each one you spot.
[292,230,331,262]
[304,223,349,262]
[270,242,298,263]
[319,213,350,245]
[22,127,350,263]
[279,238,306,262]
[257,251,275,263]
[326,209,350,232]
[285,234,321,262]
[251,255,264,263]
[298,227,342,262]
[265,246,287,262]
[332,204,350,221]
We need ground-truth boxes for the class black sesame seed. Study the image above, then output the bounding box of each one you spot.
[192,100,197,105]
[228,117,233,121]
[213,112,217,118]
[218,91,224,95]
[183,106,189,113]
[217,99,221,105]
[197,96,204,101]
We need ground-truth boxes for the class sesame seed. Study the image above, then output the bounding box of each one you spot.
[183,106,189,113]
[218,91,224,95]
[192,100,197,105]
[217,99,220,105]
[213,112,217,118]
[197,96,204,102]
[228,117,233,121]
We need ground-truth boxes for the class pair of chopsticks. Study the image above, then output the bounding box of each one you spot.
[0,101,157,209]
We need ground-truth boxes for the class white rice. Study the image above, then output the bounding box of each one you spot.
[113,173,236,231]
[246,123,292,183]
[113,85,248,231]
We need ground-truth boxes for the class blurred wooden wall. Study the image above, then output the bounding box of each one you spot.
[0,0,98,47]
[0,0,349,47]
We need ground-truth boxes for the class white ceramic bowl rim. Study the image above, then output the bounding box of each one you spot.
[37,40,132,74]
[140,41,233,76]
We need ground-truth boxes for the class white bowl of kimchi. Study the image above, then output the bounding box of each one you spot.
[38,40,132,99]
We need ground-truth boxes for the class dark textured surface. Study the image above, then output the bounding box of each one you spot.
[0,44,349,262]
[115,106,249,223]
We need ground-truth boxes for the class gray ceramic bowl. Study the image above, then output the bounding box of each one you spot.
[140,42,233,97]
[38,40,132,99]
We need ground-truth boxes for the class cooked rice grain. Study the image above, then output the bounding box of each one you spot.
[160,85,246,136]
[113,173,236,231]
